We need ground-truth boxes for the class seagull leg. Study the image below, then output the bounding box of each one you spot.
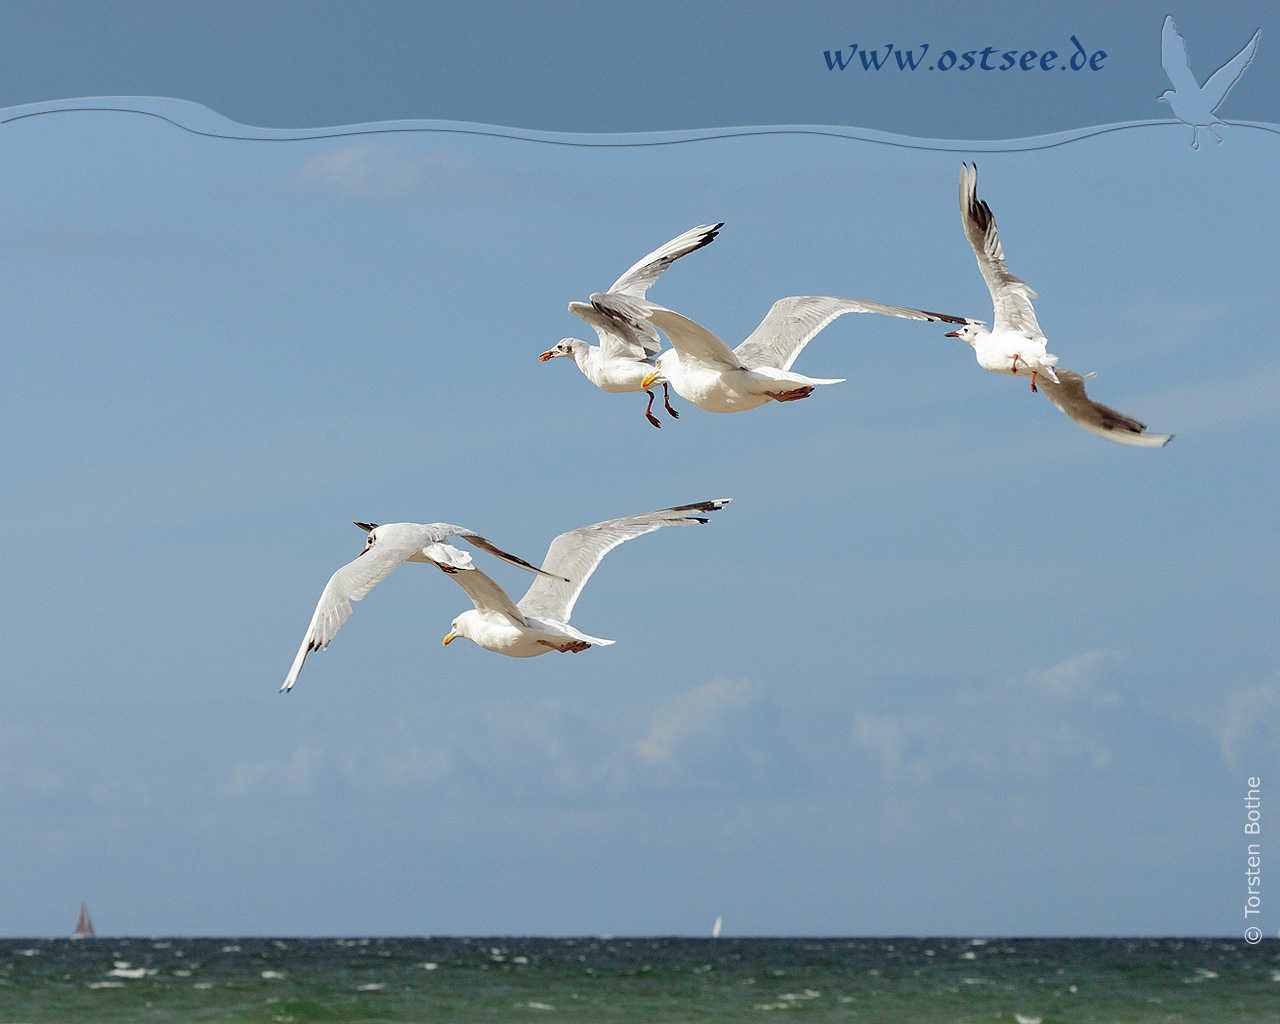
[771,387,815,403]
[1011,354,1020,375]
[662,382,680,419]
[643,389,662,429]
[1030,370,1038,393]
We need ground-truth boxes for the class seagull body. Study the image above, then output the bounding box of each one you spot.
[441,500,731,657]
[618,294,970,414]
[948,164,1172,447]
[541,223,722,426]
[282,522,552,691]
[1159,15,1260,150]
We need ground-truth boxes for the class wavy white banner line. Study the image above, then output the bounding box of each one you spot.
[2,97,1278,152]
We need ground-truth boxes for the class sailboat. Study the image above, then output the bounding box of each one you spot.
[71,903,95,939]
[711,915,722,939]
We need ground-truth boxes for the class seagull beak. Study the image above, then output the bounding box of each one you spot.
[943,330,961,338]
[538,349,557,361]
[641,370,660,389]
[442,631,457,646]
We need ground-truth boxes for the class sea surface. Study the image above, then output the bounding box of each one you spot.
[1,937,1276,1023]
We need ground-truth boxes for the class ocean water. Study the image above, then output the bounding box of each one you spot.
[1,937,1276,1022]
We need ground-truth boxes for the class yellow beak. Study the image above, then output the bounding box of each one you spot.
[641,370,660,389]
[442,631,457,646]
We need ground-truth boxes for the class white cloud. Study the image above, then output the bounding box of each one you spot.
[1217,682,1280,774]
[288,143,488,202]
[225,744,324,796]
[633,677,758,765]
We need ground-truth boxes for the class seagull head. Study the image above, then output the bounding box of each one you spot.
[539,339,578,362]
[944,323,984,346]
[1157,91,1173,104]
[442,611,478,647]
[354,521,380,555]
[640,354,668,390]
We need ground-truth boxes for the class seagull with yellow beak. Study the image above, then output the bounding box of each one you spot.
[441,500,730,657]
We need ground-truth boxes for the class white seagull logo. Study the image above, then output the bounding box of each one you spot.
[1159,15,1260,150]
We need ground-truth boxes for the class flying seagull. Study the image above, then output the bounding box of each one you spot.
[946,164,1173,447]
[440,500,730,657]
[540,223,722,427]
[1159,15,1260,150]
[282,522,556,691]
[595,293,969,414]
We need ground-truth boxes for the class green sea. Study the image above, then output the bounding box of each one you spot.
[1,937,1276,1022]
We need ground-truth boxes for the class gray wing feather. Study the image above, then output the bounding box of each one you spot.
[1037,369,1174,448]
[734,295,972,372]
[442,527,566,581]
[570,299,661,360]
[435,562,526,622]
[517,500,731,624]
[605,223,723,297]
[960,164,1043,338]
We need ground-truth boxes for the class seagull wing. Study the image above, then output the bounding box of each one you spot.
[442,526,565,580]
[1161,16,1200,95]
[569,299,660,360]
[642,305,743,372]
[517,500,731,624]
[733,295,972,372]
[435,562,527,622]
[1037,369,1174,447]
[605,223,723,298]
[281,533,426,691]
[960,164,1043,338]
[1202,28,1260,112]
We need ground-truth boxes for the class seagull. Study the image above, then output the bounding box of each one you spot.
[440,500,730,657]
[1159,15,1260,150]
[540,223,722,427]
[282,522,556,691]
[947,165,1172,447]
[599,294,969,414]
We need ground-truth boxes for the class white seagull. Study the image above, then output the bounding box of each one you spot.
[540,223,722,427]
[605,294,969,414]
[1159,15,1260,150]
[282,522,555,691]
[947,164,1173,447]
[440,500,730,657]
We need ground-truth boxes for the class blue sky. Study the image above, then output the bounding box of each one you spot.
[1,4,1277,938]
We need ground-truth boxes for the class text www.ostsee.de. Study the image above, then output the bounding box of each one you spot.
[823,36,1107,73]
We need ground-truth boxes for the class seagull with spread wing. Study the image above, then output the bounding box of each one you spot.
[1159,15,1260,150]
[439,500,730,657]
[540,223,722,427]
[946,164,1173,447]
[282,522,555,691]
[599,294,970,414]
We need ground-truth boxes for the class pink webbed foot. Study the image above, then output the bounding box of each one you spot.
[771,386,815,403]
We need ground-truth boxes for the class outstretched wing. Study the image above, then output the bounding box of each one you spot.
[281,533,426,691]
[433,562,527,623]
[569,299,660,360]
[517,499,732,624]
[1160,16,1200,95]
[1037,369,1174,448]
[605,223,723,298]
[1202,27,1260,112]
[960,163,1043,339]
[733,295,972,372]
